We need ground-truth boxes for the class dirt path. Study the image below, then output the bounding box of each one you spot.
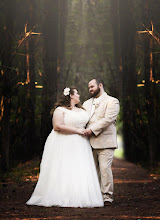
[0,158,160,220]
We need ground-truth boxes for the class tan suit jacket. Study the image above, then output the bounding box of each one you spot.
[83,92,120,149]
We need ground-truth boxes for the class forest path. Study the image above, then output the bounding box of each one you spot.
[0,158,160,220]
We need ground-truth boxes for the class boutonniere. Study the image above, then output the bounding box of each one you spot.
[95,102,99,109]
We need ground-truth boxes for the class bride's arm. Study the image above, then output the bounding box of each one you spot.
[53,109,84,135]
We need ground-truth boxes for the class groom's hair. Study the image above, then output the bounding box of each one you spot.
[94,78,105,87]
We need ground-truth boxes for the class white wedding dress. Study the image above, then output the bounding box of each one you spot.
[26,107,103,207]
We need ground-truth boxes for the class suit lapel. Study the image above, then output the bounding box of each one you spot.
[86,93,108,120]
[90,101,95,119]
[90,93,108,119]
[87,98,95,119]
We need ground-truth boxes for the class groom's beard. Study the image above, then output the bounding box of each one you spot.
[90,87,100,98]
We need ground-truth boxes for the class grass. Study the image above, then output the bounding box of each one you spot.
[0,158,40,183]
[114,148,124,159]
[114,135,124,159]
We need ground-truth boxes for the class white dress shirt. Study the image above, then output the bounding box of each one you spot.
[90,92,106,117]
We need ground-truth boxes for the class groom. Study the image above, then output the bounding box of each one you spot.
[83,78,120,206]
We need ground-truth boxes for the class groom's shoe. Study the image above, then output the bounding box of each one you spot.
[104,201,112,206]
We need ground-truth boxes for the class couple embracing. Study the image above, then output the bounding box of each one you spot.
[26,78,120,208]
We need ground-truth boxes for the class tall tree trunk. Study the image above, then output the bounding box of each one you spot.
[110,0,122,98]
[57,0,68,97]
[41,0,59,148]
[119,0,137,162]
[0,1,14,171]
[143,0,158,168]
[24,0,37,159]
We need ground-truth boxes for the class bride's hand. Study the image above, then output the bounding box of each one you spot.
[76,128,86,135]
[83,128,92,136]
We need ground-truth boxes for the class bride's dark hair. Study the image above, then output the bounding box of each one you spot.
[50,87,84,115]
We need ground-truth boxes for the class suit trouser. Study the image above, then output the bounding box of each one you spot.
[93,148,115,202]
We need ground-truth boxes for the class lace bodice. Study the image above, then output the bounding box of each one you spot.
[56,107,89,128]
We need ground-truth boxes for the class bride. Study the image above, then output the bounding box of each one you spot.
[26,87,103,208]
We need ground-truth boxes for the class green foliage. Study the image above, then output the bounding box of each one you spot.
[0,158,40,182]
